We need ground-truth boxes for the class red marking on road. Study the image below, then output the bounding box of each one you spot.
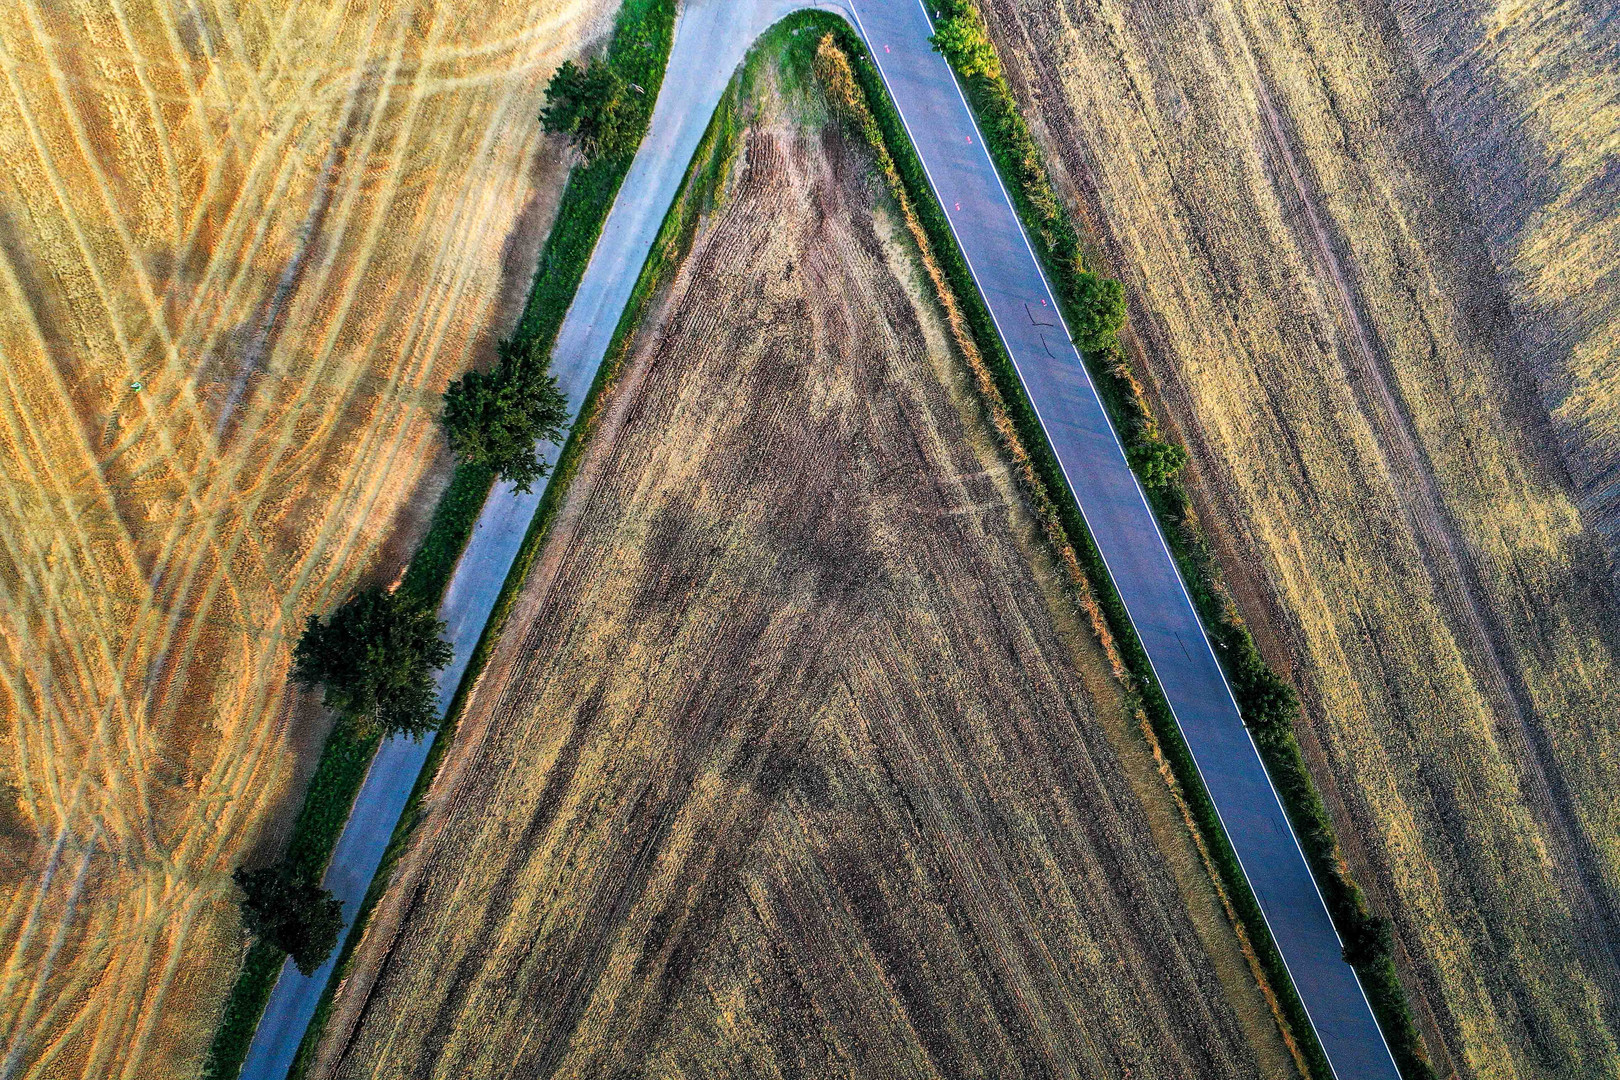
[965,135,972,144]
[954,201,961,212]
[884,44,891,52]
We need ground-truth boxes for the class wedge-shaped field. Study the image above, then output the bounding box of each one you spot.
[976,0,1620,1076]
[310,44,1298,1080]
[0,1,613,1075]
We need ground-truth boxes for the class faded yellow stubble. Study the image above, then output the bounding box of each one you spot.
[0,1,613,1076]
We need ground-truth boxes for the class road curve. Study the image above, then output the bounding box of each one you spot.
[239,2,1400,1078]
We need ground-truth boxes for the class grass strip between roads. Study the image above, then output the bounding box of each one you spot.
[199,2,675,1077]
[914,3,1435,1078]
[280,21,745,1080]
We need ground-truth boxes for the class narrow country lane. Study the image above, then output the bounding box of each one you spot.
[239,2,1401,1078]
[844,3,1399,1076]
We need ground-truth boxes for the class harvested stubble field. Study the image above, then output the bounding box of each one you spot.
[1381,3,1620,560]
[974,0,1620,1076]
[310,37,1298,1080]
[0,1,614,1076]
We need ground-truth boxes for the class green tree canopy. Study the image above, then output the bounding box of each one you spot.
[292,586,451,740]
[233,865,344,976]
[441,338,570,493]
[929,14,1001,81]
[1067,271,1127,353]
[1230,650,1300,743]
[1342,912,1396,969]
[541,58,641,161]
[1128,435,1189,490]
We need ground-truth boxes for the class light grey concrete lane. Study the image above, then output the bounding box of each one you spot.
[842,2,1398,1077]
[236,4,836,1077]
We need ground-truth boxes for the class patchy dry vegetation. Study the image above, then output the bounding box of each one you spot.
[973,0,1620,1076]
[0,1,616,1075]
[1384,4,1620,559]
[309,30,1300,1080]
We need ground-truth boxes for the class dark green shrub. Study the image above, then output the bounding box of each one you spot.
[232,865,343,976]
[928,13,1000,80]
[1343,913,1396,969]
[1129,435,1189,489]
[441,339,570,493]
[541,59,642,161]
[1068,271,1127,353]
[1230,652,1300,742]
[292,587,451,740]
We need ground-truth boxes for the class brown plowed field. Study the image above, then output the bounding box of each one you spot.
[975,0,1620,1076]
[0,1,613,1076]
[311,50,1295,1080]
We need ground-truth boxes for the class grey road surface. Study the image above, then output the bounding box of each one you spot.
[846,2,1400,1077]
[240,2,1399,1078]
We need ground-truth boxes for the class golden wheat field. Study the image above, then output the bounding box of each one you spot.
[977,0,1620,1077]
[307,40,1299,1080]
[0,0,615,1075]
[1383,2,1620,558]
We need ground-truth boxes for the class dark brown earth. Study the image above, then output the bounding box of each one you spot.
[310,56,1290,1080]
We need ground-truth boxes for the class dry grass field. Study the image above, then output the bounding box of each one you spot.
[974,0,1620,1077]
[308,43,1299,1080]
[1381,3,1620,557]
[0,1,615,1076]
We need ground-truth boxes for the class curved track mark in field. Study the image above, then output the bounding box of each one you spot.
[215,58,369,443]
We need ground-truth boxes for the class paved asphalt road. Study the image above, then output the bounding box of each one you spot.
[240,2,1399,1078]
[846,3,1400,1077]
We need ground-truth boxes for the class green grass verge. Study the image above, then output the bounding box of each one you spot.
[914,4,1434,1078]
[198,3,676,1078]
